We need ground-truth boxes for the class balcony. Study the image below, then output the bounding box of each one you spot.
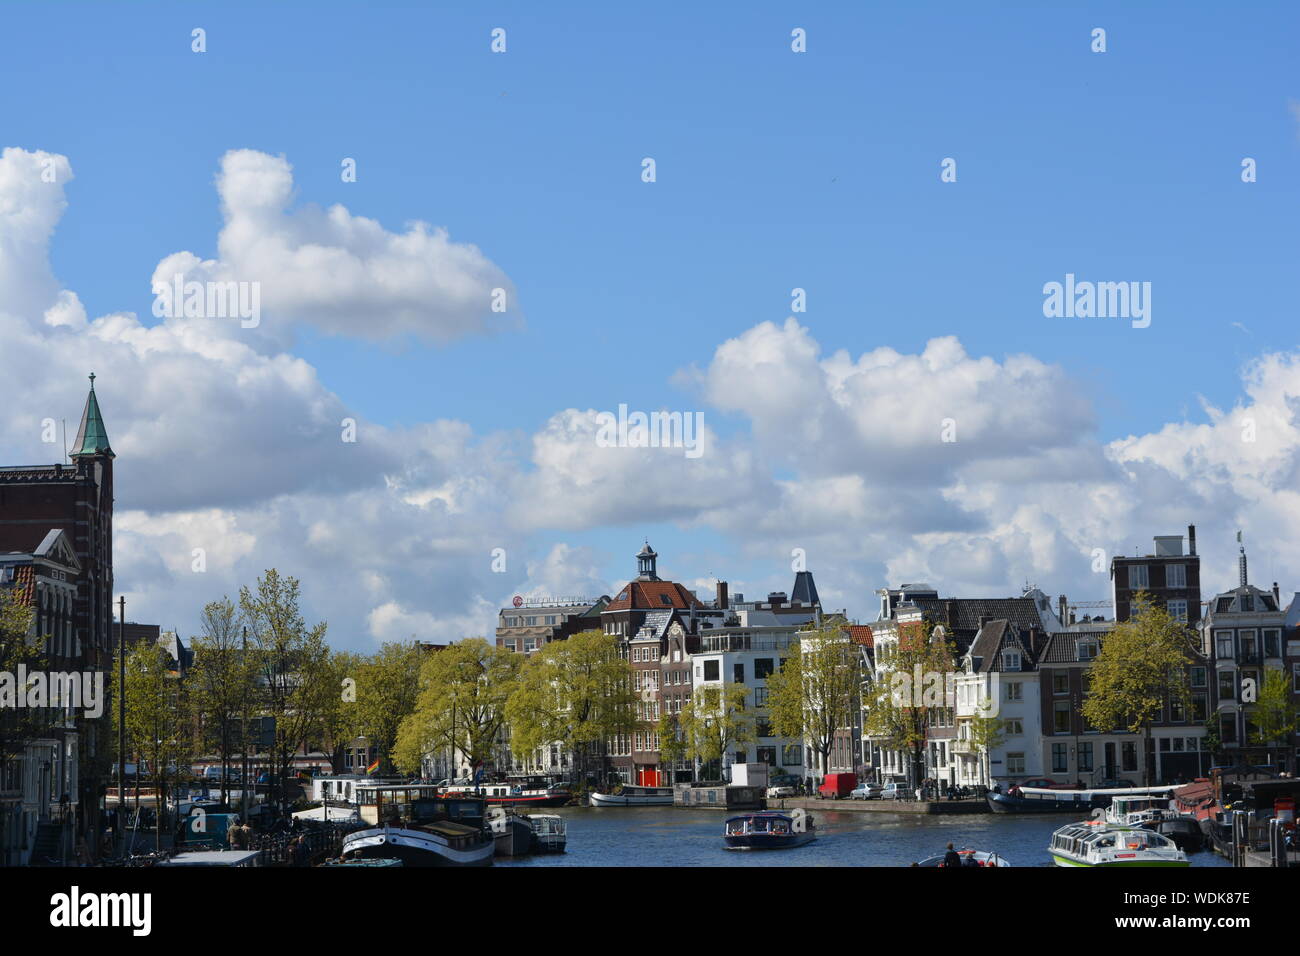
[951,740,976,755]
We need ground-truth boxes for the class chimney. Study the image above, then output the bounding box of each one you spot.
[1057,594,1067,626]
[977,614,991,628]
[1273,582,1280,605]
[945,601,955,629]
[1188,524,1196,557]
[716,581,729,610]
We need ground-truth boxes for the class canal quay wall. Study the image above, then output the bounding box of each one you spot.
[762,798,989,815]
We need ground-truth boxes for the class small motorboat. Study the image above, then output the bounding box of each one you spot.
[724,808,816,850]
[486,806,534,857]
[914,848,1011,867]
[1155,818,1204,853]
[525,813,567,853]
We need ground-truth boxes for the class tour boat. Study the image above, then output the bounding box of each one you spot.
[1048,821,1188,867]
[589,785,675,807]
[525,813,567,853]
[723,809,816,850]
[913,848,1012,867]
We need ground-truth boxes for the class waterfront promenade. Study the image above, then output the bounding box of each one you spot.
[764,797,988,815]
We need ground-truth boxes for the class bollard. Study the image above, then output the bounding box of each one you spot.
[1231,810,1249,867]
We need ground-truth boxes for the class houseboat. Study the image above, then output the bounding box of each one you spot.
[342,785,494,867]
[913,848,1012,867]
[443,782,571,808]
[988,784,1176,814]
[590,785,675,807]
[525,813,567,853]
[723,808,816,850]
[1048,821,1189,867]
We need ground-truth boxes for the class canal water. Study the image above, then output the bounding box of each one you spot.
[498,807,1233,867]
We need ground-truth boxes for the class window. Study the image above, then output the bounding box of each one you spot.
[1221,713,1237,745]
[1166,564,1186,588]
[1264,630,1281,657]
[1241,631,1257,660]
[781,744,801,767]
[754,658,775,679]
[1005,682,1023,702]
[1190,666,1206,688]
[1053,673,1069,695]
[1192,694,1208,721]
[1004,718,1023,736]
[1241,594,1254,613]
[1169,698,1185,722]
[1215,632,1234,660]
[1007,753,1025,775]
[1128,565,1149,590]
[524,637,538,653]
[703,660,719,681]
[1121,741,1137,772]
[1002,649,1021,671]
[1077,742,1094,772]
[1167,600,1187,621]
[1218,671,1236,702]
[1053,701,1071,733]
[1052,743,1068,773]
[1075,639,1098,662]
[757,746,776,765]
[753,687,769,706]
[733,663,745,683]
[756,721,772,738]
[659,595,673,606]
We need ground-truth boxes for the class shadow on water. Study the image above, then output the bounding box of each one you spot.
[498,807,1234,867]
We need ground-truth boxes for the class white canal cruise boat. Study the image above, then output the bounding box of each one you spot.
[1049,821,1189,868]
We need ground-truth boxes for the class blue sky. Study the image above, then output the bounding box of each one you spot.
[2,1,1298,643]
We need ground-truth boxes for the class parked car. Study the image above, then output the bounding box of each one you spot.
[766,785,796,799]
[850,783,883,800]
[1015,778,1071,790]
[880,782,910,800]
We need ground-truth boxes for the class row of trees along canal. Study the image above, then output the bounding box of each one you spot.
[5,577,1298,848]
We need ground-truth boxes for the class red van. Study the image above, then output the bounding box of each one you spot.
[818,773,857,799]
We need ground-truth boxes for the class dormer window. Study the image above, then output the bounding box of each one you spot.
[1075,639,1098,662]
[1001,649,1021,671]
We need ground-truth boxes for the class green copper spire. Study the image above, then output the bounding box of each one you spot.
[72,372,114,458]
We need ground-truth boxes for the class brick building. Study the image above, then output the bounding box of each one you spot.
[0,375,116,862]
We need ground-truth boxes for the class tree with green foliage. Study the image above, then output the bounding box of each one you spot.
[1250,668,1299,765]
[679,683,752,780]
[240,569,333,810]
[394,638,520,778]
[0,588,42,773]
[322,649,366,773]
[118,640,190,849]
[346,642,423,775]
[1081,593,1195,786]
[768,620,862,778]
[656,712,687,784]
[187,597,258,803]
[967,699,1006,788]
[505,630,636,785]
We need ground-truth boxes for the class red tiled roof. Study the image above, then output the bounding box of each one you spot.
[846,625,873,647]
[605,580,703,612]
[11,565,36,607]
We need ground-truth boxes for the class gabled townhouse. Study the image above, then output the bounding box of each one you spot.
[953,619,1046,788]
[1197,543,1290,770]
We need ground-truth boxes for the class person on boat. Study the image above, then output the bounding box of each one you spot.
[942,843,962,868]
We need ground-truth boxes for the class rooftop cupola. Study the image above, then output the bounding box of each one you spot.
[636,541,659,582]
